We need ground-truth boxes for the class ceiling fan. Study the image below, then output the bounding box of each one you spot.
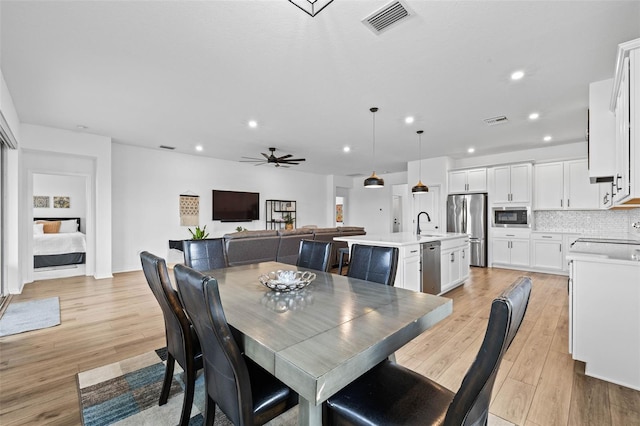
[240,147,306,168]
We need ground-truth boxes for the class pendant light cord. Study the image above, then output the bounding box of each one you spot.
[370,107,378,172]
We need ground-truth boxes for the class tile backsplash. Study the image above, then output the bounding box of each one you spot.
[534,209,640,238]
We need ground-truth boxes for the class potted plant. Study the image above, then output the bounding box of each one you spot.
[283,214,294,230]
[188,225,209,240]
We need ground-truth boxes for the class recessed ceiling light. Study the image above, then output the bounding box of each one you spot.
[529,112,540,120]
[511,70,525,80]
[248,120,258,128]
[343,146,351,153]
[543,135,552,142]
[195,145,203,152]
[467,147,475,153]
[405,116,414,124]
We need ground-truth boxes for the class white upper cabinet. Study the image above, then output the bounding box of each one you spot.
[491,163,532,204]
[588,79,616,182]
[448,168,487,193]
[534,160,600,210]
[611,39,640,207]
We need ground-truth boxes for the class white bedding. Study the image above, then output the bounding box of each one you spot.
[33,232,87,256]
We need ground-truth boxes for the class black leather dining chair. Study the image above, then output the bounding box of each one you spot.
[296,239,333,272]
[324,276,532,426]
[174,264,298,426]
[183,238,228,271]
[140,252,203,426]
[346,244,399,286]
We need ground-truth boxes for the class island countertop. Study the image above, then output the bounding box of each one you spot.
[334,232,469,247]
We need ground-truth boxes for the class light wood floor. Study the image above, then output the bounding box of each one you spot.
[1,267,639,425]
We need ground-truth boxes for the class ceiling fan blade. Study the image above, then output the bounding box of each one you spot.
[240,156,263,161]
[254,163,265,166]
[281,158,306,162]
[277,154,293,160]
[261,153,270,160]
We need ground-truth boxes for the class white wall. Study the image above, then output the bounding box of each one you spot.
[111,143,333,272]
[33,174,87,226]
[20,124,112,281]
[347,171,408,235]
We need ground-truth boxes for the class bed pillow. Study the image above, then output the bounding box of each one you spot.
[37,220,61,234]
[58,219,78,233]
[33,223,44,235]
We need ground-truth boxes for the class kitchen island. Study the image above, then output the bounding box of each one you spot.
[334,232,470,294]
[567,239,640,391]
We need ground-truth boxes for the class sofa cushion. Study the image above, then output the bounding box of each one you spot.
[338,226,365,233]
[277,228,314,236]
[313,227,339,234]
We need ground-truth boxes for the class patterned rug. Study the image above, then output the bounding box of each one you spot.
[77,348,297,426]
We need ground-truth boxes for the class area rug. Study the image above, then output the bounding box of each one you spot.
[77,348,297,426]
[0,296,60,337]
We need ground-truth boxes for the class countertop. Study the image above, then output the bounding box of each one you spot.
[334,232,469,247]
[567,240,640,264]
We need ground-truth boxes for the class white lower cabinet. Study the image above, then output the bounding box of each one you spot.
[440,237,470,294]
[400,244,421,292]
[531,233,563,271]
[491,229,530,268]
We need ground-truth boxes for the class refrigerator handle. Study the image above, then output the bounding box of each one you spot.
[463,197,467,232]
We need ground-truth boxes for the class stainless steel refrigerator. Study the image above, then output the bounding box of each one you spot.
[446,193,487,267]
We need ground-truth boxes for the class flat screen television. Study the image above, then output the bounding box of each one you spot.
[212,190,259,222]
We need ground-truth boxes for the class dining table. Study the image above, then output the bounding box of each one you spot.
[204,261,453,426]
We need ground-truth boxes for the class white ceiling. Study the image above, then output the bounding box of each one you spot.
[1,1,639,176]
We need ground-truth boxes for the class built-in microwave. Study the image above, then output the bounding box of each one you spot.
[492,207,530,228]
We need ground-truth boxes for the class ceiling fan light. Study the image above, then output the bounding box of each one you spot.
[364,172,385,188]
[412,180,429,193]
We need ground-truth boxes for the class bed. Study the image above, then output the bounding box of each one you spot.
[33,217,86,268]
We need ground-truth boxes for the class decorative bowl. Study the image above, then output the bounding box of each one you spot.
[259,270,316,293]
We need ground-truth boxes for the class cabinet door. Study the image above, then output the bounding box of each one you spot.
[440,250,452,290]
[510,239,531,267]
[532,239,563,270]
[614,57,631,203]
[467,169,487,192]
[510,164,532,203]
[403,255,420,292]
[449,250,461,284]
[599,182,614,209]
[460,246,470,280]
[492,238,511,264]
[492,166,512,203]
[565,160,599,209]
[535,162,564,209]
[449,171,468,193]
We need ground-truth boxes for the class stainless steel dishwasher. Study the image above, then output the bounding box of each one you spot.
[421,241,441,295]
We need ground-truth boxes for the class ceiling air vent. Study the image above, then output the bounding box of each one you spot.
[483,116,509,126]
[159,145,176,150]
[362,0,413,35]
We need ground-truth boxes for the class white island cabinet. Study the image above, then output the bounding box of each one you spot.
[567,241,640,391]
[334,232,470,294]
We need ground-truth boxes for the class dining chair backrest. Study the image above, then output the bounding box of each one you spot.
[445,276,532,425]
[174,264,254,426]
[347,244,399,286]
[183,238,228,271]
[296,239,333,272]
[140,251,195,369]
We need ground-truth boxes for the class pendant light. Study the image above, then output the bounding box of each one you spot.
[412,130,429,193]
[364,107,384,188]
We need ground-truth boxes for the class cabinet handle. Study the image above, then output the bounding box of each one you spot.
[506,234,515,237]
[451,253,455,262]
[560,199,563,207]
[560,244,562,252]
[567,199,570,208]
[410,250,418,253]
[462,250,465,258]
[542,235,552,238]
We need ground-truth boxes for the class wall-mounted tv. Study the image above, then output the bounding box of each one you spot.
[212,190,259,222]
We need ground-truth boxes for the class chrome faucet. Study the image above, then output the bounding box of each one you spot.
[416,211,431,235]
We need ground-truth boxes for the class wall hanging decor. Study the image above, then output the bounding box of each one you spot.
[180,193,200,226]
[53,196,70,208]
[33,196,50,208]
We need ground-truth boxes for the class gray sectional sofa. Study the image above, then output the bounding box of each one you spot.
[222,226,365,267]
